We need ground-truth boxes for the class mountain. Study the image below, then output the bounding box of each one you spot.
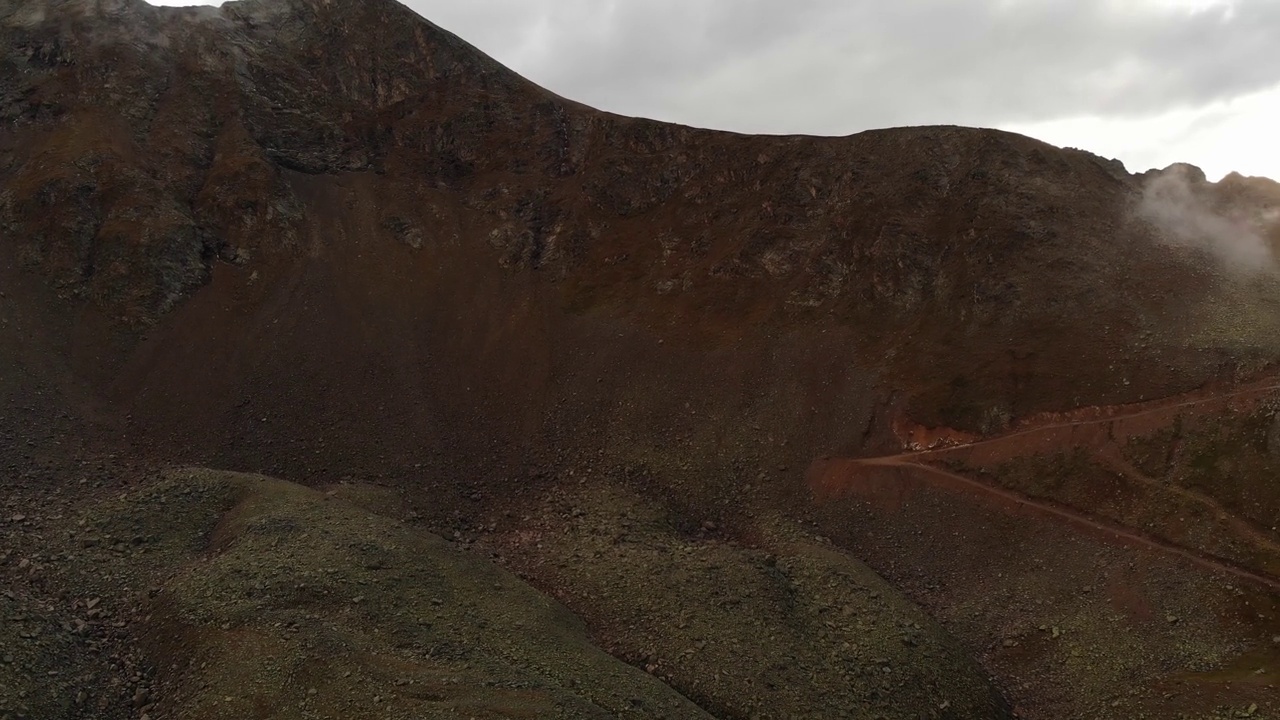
[4,0,1280,718]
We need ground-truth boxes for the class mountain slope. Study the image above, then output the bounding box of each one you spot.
[4,0,1280,718]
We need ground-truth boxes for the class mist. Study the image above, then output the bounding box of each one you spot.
[1137,164,1276,274]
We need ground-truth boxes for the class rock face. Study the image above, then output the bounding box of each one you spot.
[5,0,1280,718]
[5,0,1278,429]
[5,0,1280,478]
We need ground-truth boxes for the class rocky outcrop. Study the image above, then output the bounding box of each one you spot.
[6,0,1277,424]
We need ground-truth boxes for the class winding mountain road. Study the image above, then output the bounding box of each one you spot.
[857,456,1280,593]
[897,378,1280,463]
[834,377,1280,593]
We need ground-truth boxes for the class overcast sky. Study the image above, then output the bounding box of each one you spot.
[150,0,1280,181]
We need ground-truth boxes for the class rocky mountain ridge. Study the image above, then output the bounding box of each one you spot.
[5,0,1280,718]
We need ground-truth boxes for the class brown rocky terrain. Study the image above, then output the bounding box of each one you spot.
[5,0,1280,717]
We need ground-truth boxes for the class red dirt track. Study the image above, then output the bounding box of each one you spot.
[812,456,1280,593]
[804,377,1280,718]
[814,376,1280,590]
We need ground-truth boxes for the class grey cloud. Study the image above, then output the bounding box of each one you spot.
[404,0,1280,134]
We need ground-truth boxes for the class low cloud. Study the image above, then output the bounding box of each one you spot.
[1137,165,1274,273]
